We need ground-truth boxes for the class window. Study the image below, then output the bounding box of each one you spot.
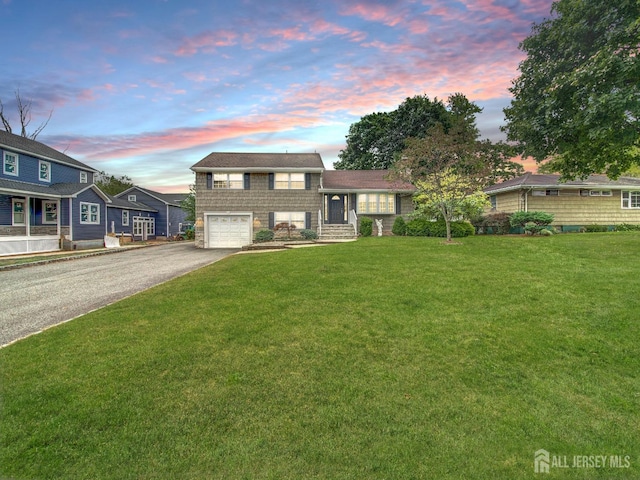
[532,189,559,196]
[213,173,243,189]
[357,193,395,214]
[80,202,100,224]
[275,173,305,189]
[128,194,137,202]
[3,151,18,176]
[12,198,25,225]
[80,171,88,183]
[43,201,57,224]
[589,190,612,196]
[489,195,497,209]
[122,210,130,226]
[274,212,306,229]
[622,191,640,209]
[39,160,51,182]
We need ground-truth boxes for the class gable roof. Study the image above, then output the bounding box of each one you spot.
[0,130,97,173]
[115,186,188,207]
[191,152,325,172]
[484,173,640,194]
[106,194,157,212]
[321,169,415,192]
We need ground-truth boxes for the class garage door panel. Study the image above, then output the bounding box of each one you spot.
[207,215,251,248]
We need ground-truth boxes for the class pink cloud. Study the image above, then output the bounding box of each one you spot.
[340,3,406,27]
[174,30,238,56]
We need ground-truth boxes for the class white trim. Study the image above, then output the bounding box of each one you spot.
[192,167,324,173]
[0,141,98,173]
[3,151,19,176]
[80,201,100,224]
[122,210,130,226]
[204,212,253,248]
[621,190,640,209]
[42,200,58,224]
[79,171,88,183]
[12,198,26,225]
[38,160,51,182]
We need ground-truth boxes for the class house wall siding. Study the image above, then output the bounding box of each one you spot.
[71,189,106,240]
[527,190,640,225]
[1,149,92,185]
[195,172,322,247]
[490,189,640,226]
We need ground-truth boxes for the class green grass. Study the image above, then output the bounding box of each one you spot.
[1,234,639,479]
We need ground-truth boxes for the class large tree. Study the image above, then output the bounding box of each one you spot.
[503,0,640,179]
[335,94,452,170]
[391,124,496,243]
[0,89,52,140]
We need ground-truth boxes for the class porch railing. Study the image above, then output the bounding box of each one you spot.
[318,210,322,237]
[348,209,358,236]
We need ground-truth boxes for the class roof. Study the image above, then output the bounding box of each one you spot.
[115,186,188,207]
[106,194,157,212]
[321,169,415,192]
[0,177,110,200]
[191,152,325,172]
[0,130,97,173]
[484,173,640,194]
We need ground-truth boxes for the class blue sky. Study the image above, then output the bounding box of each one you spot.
[0,0,552,192]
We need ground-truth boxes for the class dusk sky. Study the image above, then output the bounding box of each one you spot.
[1,0,553,192]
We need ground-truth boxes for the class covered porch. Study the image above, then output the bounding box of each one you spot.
[0,191,65,256]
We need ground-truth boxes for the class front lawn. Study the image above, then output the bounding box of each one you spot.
[1,234,639,479]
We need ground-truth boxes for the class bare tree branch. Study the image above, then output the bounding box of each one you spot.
[0,98,13,133]
[0,89,53,139]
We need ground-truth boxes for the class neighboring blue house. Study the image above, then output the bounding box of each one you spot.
[113,187,189,239]
[0,130,191,256]
[0,130,110,255]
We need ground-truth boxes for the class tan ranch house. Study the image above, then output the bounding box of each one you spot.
[484,173,640,231]
[190,152,415,248]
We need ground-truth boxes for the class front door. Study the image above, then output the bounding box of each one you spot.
[328,194,347,224]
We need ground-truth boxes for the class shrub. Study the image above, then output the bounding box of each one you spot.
[299,229,318,240]
[392,216,407,236]
[405,218,474,238]
[539,228,554,236]
[254,229,274,242]
[584,224,608,233]
[405,218,432,236]
[614,223,640,231]
[510,211,554,234]
[360,216,373,237]
[481,212,512,235]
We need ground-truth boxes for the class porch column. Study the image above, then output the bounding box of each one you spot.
[25,195,31,237]
[56,199,61,236]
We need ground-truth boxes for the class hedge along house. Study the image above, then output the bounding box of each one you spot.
[190,152,416,248]
[484,173,640,231]
[0,130,110,256]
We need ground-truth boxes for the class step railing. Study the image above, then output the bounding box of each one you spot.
[348,209,358,236]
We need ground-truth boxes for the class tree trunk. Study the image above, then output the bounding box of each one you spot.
[445,217,452,243]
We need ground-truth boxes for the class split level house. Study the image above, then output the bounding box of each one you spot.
[484,173,640,231]
[0,130,188,256]
[190,152,416,248]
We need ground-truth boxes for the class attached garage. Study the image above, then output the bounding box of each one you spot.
[205,213,252,248]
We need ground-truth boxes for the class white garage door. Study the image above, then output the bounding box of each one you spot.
[207,215,251,248]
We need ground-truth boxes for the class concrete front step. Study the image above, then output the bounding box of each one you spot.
[319,224,357,240]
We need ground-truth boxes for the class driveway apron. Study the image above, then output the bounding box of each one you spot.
[0,243,236,347]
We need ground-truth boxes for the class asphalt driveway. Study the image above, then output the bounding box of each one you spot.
[0,243,237,347]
